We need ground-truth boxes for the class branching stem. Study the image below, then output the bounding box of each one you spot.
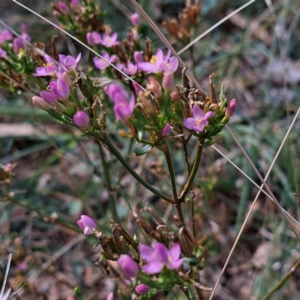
[102,135,174,203]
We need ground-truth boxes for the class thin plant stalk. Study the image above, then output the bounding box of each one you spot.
[179,142,203,201]
[97,141,119,222]
[102,135,174,203]
[163,143,185,224]
[209,109,300,299]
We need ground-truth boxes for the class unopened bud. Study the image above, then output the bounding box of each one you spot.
[147,77,162,98]
[73,111,90,127]
[32,96,51,110]
[161,123,171,136]
[171,91,180,102]
[117,255,139,278]
[225,98,236,117]
[135,284,151,294]
[131,13,141,26]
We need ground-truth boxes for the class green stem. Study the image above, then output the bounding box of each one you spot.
[179,142,203,237]
[179,142,203,202]
[101,135,174,203]
[97,142,119,223]
[164,143,185,224]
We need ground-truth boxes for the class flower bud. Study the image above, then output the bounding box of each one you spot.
[73,111,89,127]
[77,215,96,235]
[58,2,69,14]
[161,123,170,136]
[32,96,51,110]
[225,98,237,117]
[135,284,151,294]
[134,51,143,63]
[117,255,139,278]
[171,91,180,102]
[131,13,141,26]
[162,73,174,90]
[147,77,162,98]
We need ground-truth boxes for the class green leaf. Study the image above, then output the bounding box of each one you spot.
[135,144,152,156]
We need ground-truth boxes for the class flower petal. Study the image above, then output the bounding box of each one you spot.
[139,245,155,260]
[183,118,198,131]
[167,258,184,270]
[154,243,169,262]
[142,261,164,274]
[204,111,214,120]
[170,243,181,260]
[192,105,204,119]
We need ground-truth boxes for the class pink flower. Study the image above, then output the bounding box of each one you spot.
[77,215,96,235]
[226,98,236,117]
[59,53,81,72]
[71,0,79,5]
[0,29,13,43]
[139,243,183,274]
[13,38,25,54]
[21,32,31,42]
[113,94,135,121]
[0,47,7,58]
[49,78,70,100]
[93,52,117,70]
[34,54,57,77]
[40,90,58,105]
[100,33,118,48]
[184,105,214,133]
[161,123,170,136]
[73,111,89,127]
[138,49,164,73]
[117,255,139,279]
[104,83,127,101]
[86,32,101,45]
[135,284,151,294]
[131,13,141,26]
[123,62,137,75]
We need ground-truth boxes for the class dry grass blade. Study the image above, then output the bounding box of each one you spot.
[209,108,300,299]
[0,253,12,299]
[177,0,256,55]
[212,145,300,227]
[225,123,300,241]
[128,0,204,93]
[11,0,146,92]
[110,0,132,19]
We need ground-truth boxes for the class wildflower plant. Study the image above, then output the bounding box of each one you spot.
[4,0,299,299]
[0,1,236,298]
